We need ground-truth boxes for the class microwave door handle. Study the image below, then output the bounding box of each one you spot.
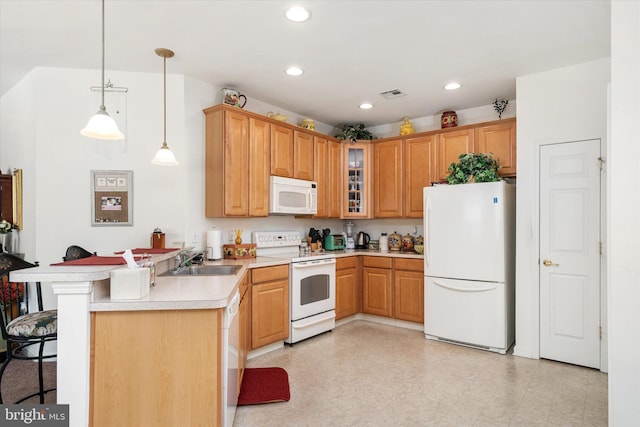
[307,189,311,209]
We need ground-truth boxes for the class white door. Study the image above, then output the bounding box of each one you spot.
[539,140,601,369]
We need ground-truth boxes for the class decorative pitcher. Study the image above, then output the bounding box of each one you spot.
[221,88,247,108]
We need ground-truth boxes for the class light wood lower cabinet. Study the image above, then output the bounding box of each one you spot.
[361,256,424,323]
[250,264,289,349]
[393,258,424,323]
[336,256,360,320]
[362,256,393,317]
[90,309,223,427]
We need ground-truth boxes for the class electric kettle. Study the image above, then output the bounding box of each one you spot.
[356,232,370,249]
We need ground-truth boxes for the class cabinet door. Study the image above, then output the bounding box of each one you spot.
[224,110,249,216]
[475,119,517,176]
[270,124,294,177]
[404,134,437,218]
[374,139,404,218]
[362,267,393,317]
[313,137,329,218]
[336,258,360,320]
[437,128,475,181]
[394,270,424,323]
[294,131,314,180]
[251,279,289,349]
[342,143,372,218]
[249,118,270,216]
[327,139,342,218]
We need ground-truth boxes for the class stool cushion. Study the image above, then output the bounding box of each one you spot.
[6,310,57,337]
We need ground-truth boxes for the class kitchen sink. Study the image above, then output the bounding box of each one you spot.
[159,265,241,277]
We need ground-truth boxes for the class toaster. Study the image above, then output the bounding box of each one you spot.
[323,234,345,250]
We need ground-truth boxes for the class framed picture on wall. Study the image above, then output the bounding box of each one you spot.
[91,170,133,226]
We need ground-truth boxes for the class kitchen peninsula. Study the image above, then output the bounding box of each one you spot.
[9,250,285,427]
[10,248,423,427]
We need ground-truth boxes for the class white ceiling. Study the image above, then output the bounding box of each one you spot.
[0,0,610,127]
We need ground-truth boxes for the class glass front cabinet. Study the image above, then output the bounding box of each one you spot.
[342,142,372,218]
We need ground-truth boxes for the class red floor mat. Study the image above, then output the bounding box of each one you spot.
[238,367,290,405]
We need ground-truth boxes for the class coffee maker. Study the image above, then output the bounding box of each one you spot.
[345,221,355,249]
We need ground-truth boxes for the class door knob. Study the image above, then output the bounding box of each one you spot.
[542,259,559,267]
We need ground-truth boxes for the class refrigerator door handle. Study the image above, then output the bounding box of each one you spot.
[425,196,431,267]
[432,279,498,293]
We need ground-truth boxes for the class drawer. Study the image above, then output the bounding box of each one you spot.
[394,258,423,272]
[251,264,289,284]
[362,256,392,269]
[336,256,358,270]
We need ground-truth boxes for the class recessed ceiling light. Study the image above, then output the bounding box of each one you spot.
[359,103,374,110]
[285,66,304,76]
[285,6,310,22]
[444,82,462,90]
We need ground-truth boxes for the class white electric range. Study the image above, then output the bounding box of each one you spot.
[254,231,336,344]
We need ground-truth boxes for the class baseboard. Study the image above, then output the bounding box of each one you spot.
[336,313,424,332]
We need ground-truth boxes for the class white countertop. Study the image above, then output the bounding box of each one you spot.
[9,250,422,312]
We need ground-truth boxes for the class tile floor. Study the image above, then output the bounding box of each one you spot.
[234,320,608,427]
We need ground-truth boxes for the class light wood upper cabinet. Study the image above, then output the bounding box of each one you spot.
[475,118,517,176]
[374,139,404,218]
[271,124,294,178]
[205,107,249,217]
[342,142,373,218]
[294,131,314,180]
[313,137,329,218]
[314,136,341,218]
[437,128,475,181]
[204,105,271,217]
[248,117,270,217]
[404,134,437,218]
[327,139,342,218]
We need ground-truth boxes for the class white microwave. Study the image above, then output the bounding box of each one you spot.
[269,176,317,215]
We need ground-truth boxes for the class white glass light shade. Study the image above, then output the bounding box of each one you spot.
[151,142,178,166]
[81,109,124,140]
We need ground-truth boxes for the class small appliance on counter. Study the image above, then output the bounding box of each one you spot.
[356,231,370,249]
[324,234,345,251]
[379,233,389,252]
[345,221,355,249]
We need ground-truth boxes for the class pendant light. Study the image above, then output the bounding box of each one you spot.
[80,0,124,140]
[151,48,178,166]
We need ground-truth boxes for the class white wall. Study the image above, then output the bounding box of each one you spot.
[513,58,610,359]
[608,1,640,424]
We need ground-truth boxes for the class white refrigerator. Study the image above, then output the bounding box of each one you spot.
[423,181,515,354]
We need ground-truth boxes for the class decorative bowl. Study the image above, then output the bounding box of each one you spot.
[414,244,424,254]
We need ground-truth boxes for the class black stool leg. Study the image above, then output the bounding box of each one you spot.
[38,341,45,404]
[0,347,12,404]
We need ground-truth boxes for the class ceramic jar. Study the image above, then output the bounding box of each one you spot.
[402,234,414,252]
[415,235,424,246]
[301,119,315,130]
[388,231,402,251]
[221,88,247,108]
[441,110,458,128]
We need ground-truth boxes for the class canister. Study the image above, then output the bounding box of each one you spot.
[151,227,165,249]
[441,110,458,128]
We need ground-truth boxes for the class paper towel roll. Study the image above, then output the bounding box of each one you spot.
[207,230,223,260]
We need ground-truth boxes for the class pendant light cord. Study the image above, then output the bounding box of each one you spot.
[100,0,106,110]
[163,55,167,144]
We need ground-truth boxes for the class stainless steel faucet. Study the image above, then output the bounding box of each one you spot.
[174,249,204,272]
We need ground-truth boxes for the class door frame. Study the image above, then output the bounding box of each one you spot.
[537,138,607,372]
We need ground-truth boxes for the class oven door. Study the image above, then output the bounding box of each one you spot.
[290,258,336,321]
